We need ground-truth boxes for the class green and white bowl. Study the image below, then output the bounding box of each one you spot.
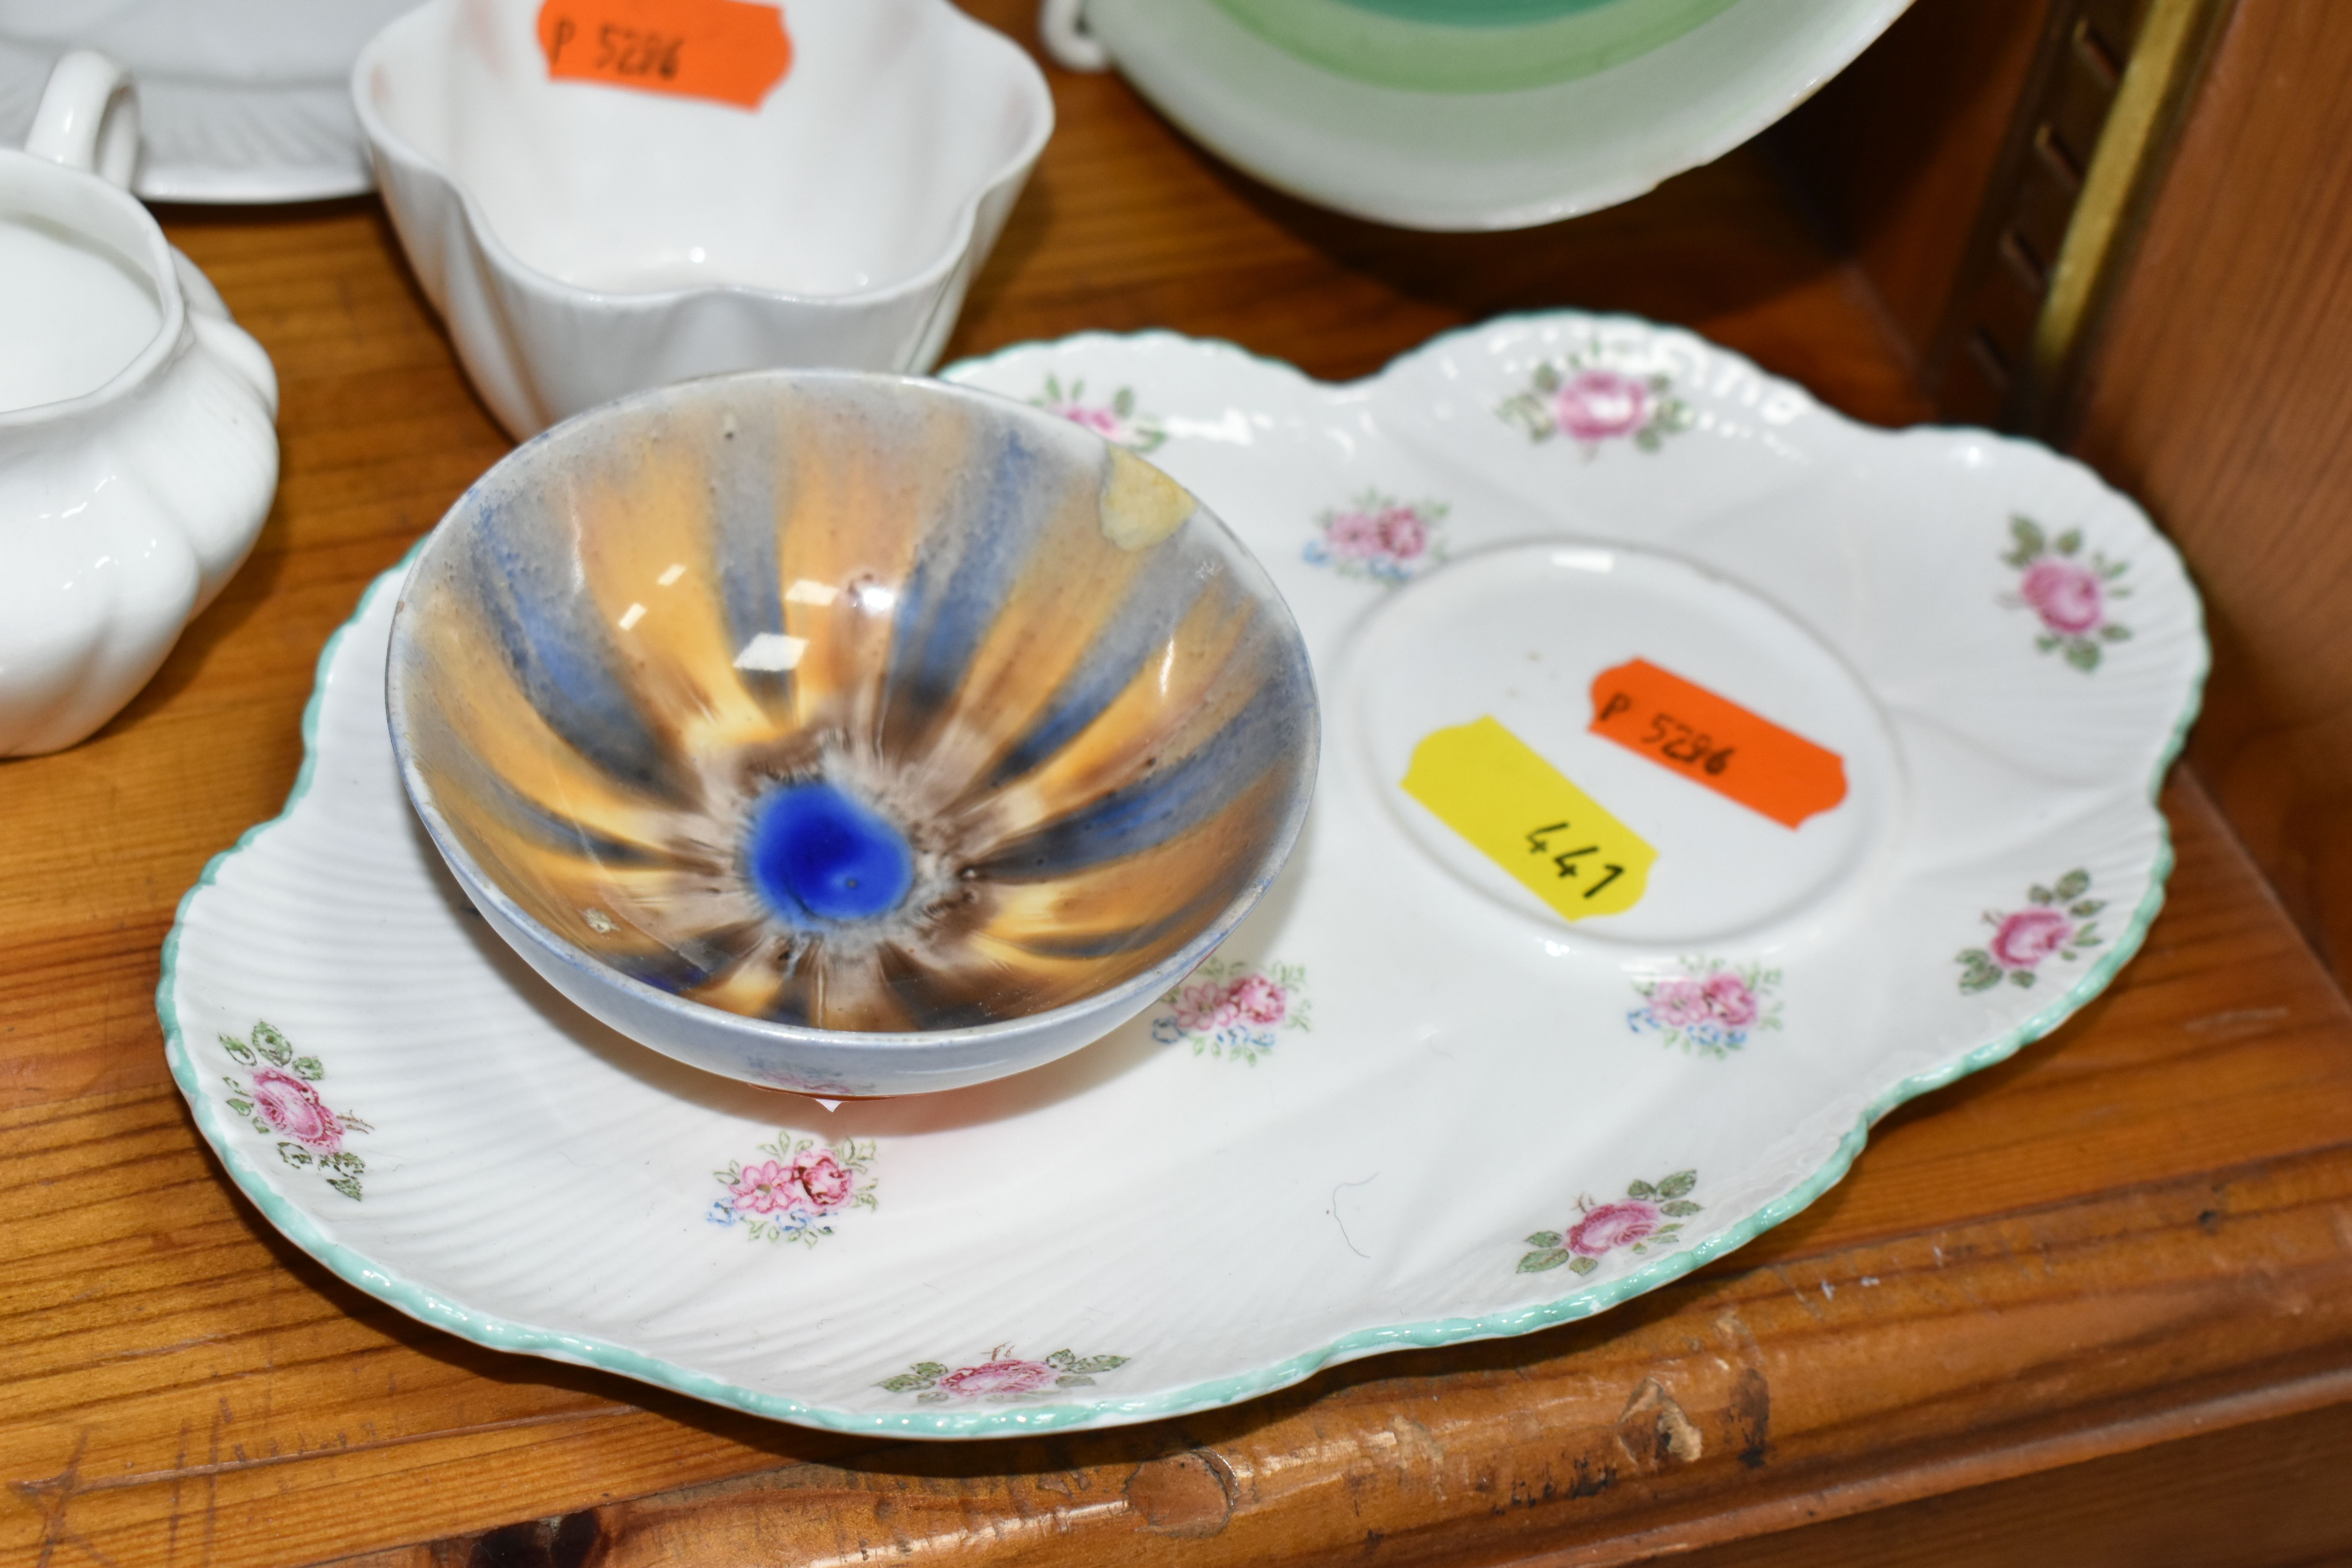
[1050,0,1912,230]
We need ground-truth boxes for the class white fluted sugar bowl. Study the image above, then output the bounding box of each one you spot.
[0,51,279,757]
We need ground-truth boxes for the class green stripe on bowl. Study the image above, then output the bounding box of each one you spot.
[1207,0,1743,93]
[1332,0,1623,23]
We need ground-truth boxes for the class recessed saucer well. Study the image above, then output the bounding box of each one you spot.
[1336,538,1902,949]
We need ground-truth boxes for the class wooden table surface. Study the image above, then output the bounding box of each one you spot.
[10,6,2352,1564]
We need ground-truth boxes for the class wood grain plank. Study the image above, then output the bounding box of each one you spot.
[2067,0,2352,985]
[301,1141,2352,1568]
[318,1397,2352,1568]
[1664,1397,2352,1568]
[1775,0,2058,359]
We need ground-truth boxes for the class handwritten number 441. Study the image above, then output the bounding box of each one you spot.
[547,18,684,79]
[1525,822,1624,900]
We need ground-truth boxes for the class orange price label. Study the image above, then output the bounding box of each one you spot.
[1588,658,1847,829]
[537,0,791,110]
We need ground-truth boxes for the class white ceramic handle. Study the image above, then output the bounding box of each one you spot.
[1038,0,1110,71]
[25,49,140,187]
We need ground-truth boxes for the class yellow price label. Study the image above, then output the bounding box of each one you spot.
[1401,716,1656,922]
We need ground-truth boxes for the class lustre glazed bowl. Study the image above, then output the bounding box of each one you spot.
[385,370,1319,1098]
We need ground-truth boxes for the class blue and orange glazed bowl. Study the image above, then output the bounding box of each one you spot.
[386,370,1318,1097]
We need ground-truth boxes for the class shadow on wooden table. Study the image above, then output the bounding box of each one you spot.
[942,65,1929,428]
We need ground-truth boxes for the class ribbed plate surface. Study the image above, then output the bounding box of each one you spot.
[162,316,2205,1436]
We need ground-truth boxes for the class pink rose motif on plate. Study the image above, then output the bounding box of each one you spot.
[1644,977,1712,1030]
[1170,977,1240,1035]
[938,1359,1058,1399]
[218,1021,373,1201]
[1029,374,1165,453]
[788,1146,858,1210]
[1375,506,1428,561]
[1959,869,2106,992]
[1323,508,1385,560]
[728,1159,799,1216]
[1630,960,1780,1057]
[1999,514,2132,671]
[1227,971,1287,1027]
[1566,1200,1661,1257]
[1152,957,1311,1063]
[710,1134,877,1244]
[1552,370,1650,441]
[1700,971,1760,1029]
[251,1067,342,1152]
[1521,1171,1700,1276]
[880,1347,1131,1403]
[2019,559,2105,635]
[1989,907,2073,969]
[1499,349,1693,452]
[1305,491,1448,584]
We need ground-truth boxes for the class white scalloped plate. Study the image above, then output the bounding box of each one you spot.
[161,315,2203,1436]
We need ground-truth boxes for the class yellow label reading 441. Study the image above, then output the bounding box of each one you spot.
[1401,716,1656,922]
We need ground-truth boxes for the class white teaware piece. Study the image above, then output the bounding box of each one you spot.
[0,0,419,202]
[0,51,279,758]
[1038,0,1910,232]
[352,0,1054,439]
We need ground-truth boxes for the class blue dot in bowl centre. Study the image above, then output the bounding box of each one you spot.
[746,781,916,924]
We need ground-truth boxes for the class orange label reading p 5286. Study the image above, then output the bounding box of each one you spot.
[1588,658,1847,829]
[537,0,792,110]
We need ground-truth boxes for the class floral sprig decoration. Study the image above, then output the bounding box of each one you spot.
[1628,958,1782,1058]
[2000,515,2132,671]
[1151,957,1309,1064]
[708,1133,878,1245]
[1957,869,2105,993]
[219,1021,373,1201]
[878,1345,1130,1403]
[1520,1171,1701,1275]
[1498,347,1695,453]
[1303,491,1448,584]
[1031,374,1166,453]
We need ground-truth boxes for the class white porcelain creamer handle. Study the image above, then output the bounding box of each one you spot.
[25,49,140,188]
[1038,0,1110,71]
